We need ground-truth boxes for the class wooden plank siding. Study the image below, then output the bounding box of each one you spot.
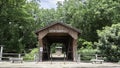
[35,22,80,62]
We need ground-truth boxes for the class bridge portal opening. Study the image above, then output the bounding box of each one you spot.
[42,33,73,61]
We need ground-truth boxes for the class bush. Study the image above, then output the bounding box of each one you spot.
[77,39,99,61]
[78,38,98,49]
[51,47,56,53]
[118,60,120,64]
[97,23,120,62]
[23,48,38,60]
[78,48,99,61]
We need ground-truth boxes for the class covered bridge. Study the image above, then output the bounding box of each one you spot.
[35,22,80,62]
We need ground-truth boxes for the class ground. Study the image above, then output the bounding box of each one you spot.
[0,54,120,68]
[0,61,120,68]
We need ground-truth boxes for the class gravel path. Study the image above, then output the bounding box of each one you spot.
[0,61,120,68]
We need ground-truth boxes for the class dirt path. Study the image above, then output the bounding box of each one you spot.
[0,61,120,68]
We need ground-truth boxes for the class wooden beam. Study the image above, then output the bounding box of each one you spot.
[38,39,43,62]
[72,39,77,61]
[68,30,78,39]
[38,30,48,39]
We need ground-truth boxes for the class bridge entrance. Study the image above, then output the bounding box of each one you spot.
[35,22,80,62]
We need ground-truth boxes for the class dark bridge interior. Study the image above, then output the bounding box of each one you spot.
[42,33,73,61]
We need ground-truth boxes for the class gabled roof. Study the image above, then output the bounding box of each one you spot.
[35,22,81,35]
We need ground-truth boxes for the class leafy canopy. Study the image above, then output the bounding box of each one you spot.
[97,23,120,62]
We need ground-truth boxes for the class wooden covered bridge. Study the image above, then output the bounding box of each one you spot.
[35,22,80,62]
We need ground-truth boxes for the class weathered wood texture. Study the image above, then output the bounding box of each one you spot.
[36,22,80,62]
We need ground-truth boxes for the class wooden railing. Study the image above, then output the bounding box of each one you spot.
[0,53,24,61]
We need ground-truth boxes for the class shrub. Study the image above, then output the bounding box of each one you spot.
[97,23,120,62]
[77,39,99,61]
[78,48,99,61]
[23,48,38,60]
[51,47,56,53]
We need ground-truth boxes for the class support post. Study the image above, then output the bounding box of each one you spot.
[95,54,98,59]
[77,53,81,62]
[50,50,52,64]
[34,54,36,62]
[38,46,40,62]
[64,52,66,64]
[0,45,3,61]
[38,39,43,62]
[40,47,43,62]
[73,39,77,62]
[18,54,21,58]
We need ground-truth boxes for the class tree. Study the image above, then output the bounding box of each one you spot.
[0,0,120,54]
[97,23,120,62]
[55,0,120,42]
[0,0,36,53]
[82,0,120,41]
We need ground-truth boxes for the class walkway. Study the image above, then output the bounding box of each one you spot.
[0,61,120,68]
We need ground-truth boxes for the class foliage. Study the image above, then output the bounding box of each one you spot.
[78,49,99,60]
[0,0,120,62]
[0,0,37,53]
[78,49,99,55]
[55,0,120,41]
[51,43,63,53]
[23,48,38,60]
[78,38,95,49]
[51,47,56,53]
[118,60,120,64]
[78,45,99,61]
[78,39,99,60]
[97,23,120,62]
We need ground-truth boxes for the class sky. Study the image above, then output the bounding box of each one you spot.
[40,0,64,9]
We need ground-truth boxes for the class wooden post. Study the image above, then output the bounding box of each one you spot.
[38,39,43,62]
[34,54,36,61]
[18,54,21,58]
[39,47,43,62]
[37,45,40,63]
[50,50,52,64]
[77,53,81,62]
[73,39,77,62]
[0,45,3,61]
[64,52,66,64]
[95,54,98,59]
